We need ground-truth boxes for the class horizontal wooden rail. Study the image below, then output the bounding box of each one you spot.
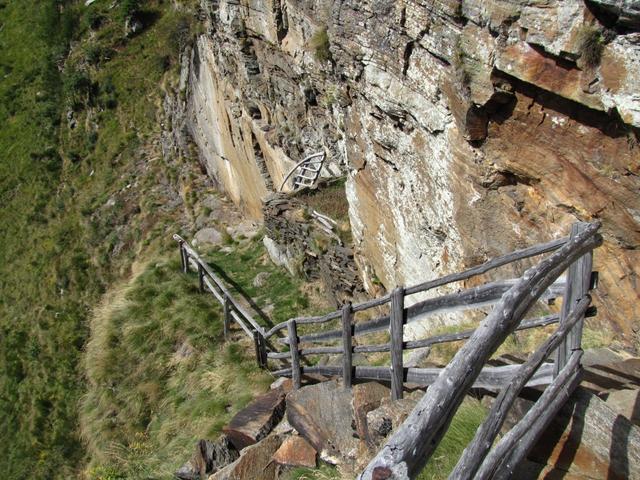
[265,236,568,338]
[279,278,565,345]
[271,363,554,390]
[358,221,601,480]
[266,313,560,360]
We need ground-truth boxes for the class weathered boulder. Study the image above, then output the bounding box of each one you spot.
[512,387,640,479]
[605,388,640,426]
[351,382,391,445]
[223,388,286,451]
[366,390,423,446]
[272,435,317,468]
[193,227,224,247]
[286,380,358,464]
[175,436,239,480]
[252,271,270,288]
[209,434,283,480]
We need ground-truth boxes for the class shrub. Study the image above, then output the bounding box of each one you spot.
[120,0,140,20]
[309,28,331,63]
[577,25,604,68]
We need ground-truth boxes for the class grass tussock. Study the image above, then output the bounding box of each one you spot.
[577,24,604,68]
[81,255,273,478]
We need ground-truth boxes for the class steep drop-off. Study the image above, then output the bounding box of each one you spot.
[180,0,640,346]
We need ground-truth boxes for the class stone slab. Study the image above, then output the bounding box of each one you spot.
[272,435,317,468]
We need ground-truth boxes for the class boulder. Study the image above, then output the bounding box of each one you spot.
[175,436,239,480]
[227,220,260,240]
[194,227,224,247]
[366,390,423,446]
[286,380,358,463]
[272,435,317,468]
[252,271,270,288]
[605,388,640,426]
[351,382,391,445]
[513,388,640,479]
[223,388,286,451]
[209,434,283,480]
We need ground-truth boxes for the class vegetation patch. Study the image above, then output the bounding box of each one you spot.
[576,24,604,68]
[309,27,332,63]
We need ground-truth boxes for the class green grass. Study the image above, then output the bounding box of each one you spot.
[0,1,200,477]
[417,398,487,480]
[281,463,341,480]
[81,256,274,479]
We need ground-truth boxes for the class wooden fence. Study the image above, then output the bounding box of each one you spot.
[174,221,601,480]
[173,234,268,367]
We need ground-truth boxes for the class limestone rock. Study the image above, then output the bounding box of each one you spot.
[209,434,282,480]
[252,271,270,288]
[286,380,358,464]
[223,388,286,451]
[194,227,223,247]
[272,435,317,468]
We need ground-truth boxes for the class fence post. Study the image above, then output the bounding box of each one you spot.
[198,264,205,293]
[390,286,405,400]
[341,302,353,389]
[288,319,302,389]
[180,242,188,274]
[253,331,265,368]
[223,295,231,340]
[555,222,593,376]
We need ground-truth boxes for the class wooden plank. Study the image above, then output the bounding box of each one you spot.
[179,242,187,273]
[342,303,353,389]
[358,222,601,480]
[280,278,564,345]
[474,351,583,480]
[271,363,554,390]
[231,310,254,338]
[450,296,590,480]
[390,287,405,401]
[264,310,342,339]
[288,320,301,390]
[203,276,225,304]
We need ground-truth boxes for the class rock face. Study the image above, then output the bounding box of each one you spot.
[183,0,640,343]
[176,436,239,480]
[272,435,317,468]
[209,434,283,480]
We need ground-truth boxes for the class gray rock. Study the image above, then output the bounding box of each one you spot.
[286,380,359,464]
[365,390,423,446]
[252,271,270,288]
[209,434,282,480]
[605,388,640,425]
[175,435,239,480]
[194,227,223,247]
[587,0,640,28]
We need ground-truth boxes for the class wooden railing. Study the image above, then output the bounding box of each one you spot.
[173,234,268,367]
[174,221,601,480]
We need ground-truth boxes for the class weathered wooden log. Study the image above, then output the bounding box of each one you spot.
[230,310,254,338]
[271,363,554,390]
[450,296,590,480]
[390,287,405,401]
[223,295,231,340]
[198,264,205,293]
[342,303,353,389]
[404,236,568,296]
[265,236,566,338]
[358,221,601,480]
[475,351,583,480]
[179,242,188,273]
[267,314,560,358]
[203,277,225,304]
[556,222,593,375]
[288,320,301,390]
[279,278,564,345]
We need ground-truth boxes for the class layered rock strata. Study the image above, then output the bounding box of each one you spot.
[183,0,640,344]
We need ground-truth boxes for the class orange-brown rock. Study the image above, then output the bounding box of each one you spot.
[272,435,317,468]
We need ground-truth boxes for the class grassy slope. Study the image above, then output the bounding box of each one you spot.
[81,234,322,479]
[0,1,199,477]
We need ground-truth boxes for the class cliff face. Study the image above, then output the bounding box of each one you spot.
[183,0,640,344]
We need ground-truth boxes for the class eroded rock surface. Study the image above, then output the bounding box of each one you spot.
[182,0,640,344]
